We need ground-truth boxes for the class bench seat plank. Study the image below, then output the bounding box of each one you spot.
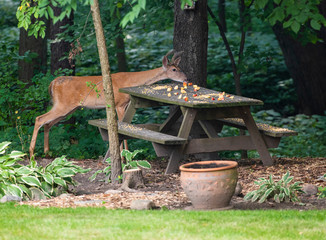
[88,119,187,145]
[218,118,297,137]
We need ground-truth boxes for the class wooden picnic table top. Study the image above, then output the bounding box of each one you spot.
[119,83,263,108]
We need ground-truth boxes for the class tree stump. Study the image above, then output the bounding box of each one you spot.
[120,168,145,192]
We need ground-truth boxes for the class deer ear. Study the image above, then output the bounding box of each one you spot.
[162,56,168,70]
[173,57,181,66]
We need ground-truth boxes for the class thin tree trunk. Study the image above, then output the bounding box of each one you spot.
[173,0,208,87]
[91,0,122,183]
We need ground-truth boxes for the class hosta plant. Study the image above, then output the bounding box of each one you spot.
[244,171,304,203]
[90,149,151,182]
[0,141,90,200]
[121,149,151,171]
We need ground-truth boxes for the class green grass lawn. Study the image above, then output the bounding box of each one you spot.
[1,203,325,240]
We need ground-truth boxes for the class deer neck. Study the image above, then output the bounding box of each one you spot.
[142,67,167,85]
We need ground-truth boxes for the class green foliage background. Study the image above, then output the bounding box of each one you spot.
[0,0,325,160]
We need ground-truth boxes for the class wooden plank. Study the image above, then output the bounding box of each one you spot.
[118,122,186,145]
[89,119,186,145]
[193,107,244,120]
[154,135,281,157]
[218,118,297,137]
[198,120,220,138]
[240,106,273,166]
[122,100,136,123]
[184,135,281,154]
[159,106,182,133]
[165,108,197,174]
[120,83,263,109]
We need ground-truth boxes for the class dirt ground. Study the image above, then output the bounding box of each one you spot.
[22,157,326,210]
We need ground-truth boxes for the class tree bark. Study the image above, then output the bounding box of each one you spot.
[115,28,128,72]
[173,0,208,87]
[218,0,227,32]
[50,6,75,75]
[91,0,122,184]
[120,168,145,192]
[272,15,326,115]
[18,28,47,83]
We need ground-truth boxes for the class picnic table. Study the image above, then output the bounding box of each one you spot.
[89,83,297,174]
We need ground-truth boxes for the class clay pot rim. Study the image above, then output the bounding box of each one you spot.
[179,160,238,172]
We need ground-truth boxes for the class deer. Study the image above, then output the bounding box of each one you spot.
[29,50,188,158]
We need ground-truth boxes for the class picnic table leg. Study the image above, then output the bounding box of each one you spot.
[122,101,136,123]
[159,106,182,133]
[165,108,197,174]
[240,106,274,166]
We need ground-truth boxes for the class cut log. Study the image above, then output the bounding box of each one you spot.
[120,168,145,192]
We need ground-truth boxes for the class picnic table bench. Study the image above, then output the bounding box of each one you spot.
[89,83,297,174]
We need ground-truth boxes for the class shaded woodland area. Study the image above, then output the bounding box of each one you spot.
[1,0,325,160]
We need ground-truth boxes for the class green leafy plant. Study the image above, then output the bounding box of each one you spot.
[0,141,90,200]
[244,171,304,203]
[90,149,150,182]
[121,149,151,171]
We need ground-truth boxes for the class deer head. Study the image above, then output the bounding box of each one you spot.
[162,50,188,83]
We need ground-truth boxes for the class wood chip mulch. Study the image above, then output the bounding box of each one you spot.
[20,157,326,210]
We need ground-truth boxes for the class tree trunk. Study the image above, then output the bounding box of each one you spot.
[50,6,75,75]
[272,26,326,115]
[173,0,208,87]
[115,29,128,72]
[120,168,145,192]
[272,2,326,115]
[18,28,47,83]
[91,0,122,184]
[218,0,227,32]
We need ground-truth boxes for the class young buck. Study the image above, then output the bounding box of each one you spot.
[29,50,187,157]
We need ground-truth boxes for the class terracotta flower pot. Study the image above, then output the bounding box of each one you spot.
[180,160,238,210]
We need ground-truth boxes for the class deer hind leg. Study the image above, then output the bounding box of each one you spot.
[43,116,65,154]
[29,107,77,158]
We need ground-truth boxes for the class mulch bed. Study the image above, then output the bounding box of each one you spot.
[21,157,326,210]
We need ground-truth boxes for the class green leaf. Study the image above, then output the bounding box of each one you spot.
[139,0,146,9]
[20,176,42,188]
[53,177,67,188]
[42,172,54,185]
[18,184,32,199]
[3,159,17,167]
[7,184,23,198]
[291,21,300,34]
[15,166,34,176]
[283,20,293,28]
[311,19,321,30]
[1,170,10,179]
[90,170,102,182]
[258,188,273,203]
[283,187,290,196]
[41,181,53,196]
[137,160,151,169]
[0,142,11,154]
[57,168,77,177]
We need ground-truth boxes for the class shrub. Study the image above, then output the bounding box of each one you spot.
[0,142,90,200]
[244,172,304,203]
